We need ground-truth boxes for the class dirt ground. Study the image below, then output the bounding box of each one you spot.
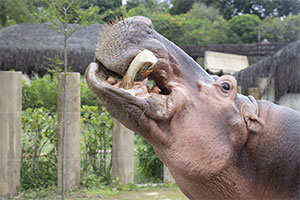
[104,188,188,200]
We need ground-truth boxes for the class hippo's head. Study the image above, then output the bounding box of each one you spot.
[86,16,264,194]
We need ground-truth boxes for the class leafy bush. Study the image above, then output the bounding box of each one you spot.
[135,135,163,183]
[80,105,113,187]
[22,74,102,110]
[80,79,103,107]
[21,107,58,189]
[22,74,57,111]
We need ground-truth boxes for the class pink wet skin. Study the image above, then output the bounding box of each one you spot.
[86,16,300,199]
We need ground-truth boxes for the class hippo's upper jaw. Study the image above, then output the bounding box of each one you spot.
[86,16,299,200]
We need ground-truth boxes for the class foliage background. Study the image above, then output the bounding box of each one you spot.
[2,0,299,192]
[21,74,161,190]
[1,0,299,45]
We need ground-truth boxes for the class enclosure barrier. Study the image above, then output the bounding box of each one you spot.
[112,119,134,184]
[57,72,81,190]
[0,71,22,196]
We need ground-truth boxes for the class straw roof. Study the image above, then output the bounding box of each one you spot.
[0,23,105,74]
[234,40,300,101]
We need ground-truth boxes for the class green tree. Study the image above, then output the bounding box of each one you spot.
[0,0,37,27]
[126,0,157,10]
[126,3,152,18]
[82,0,122,12]
[80,0,124,23]
[267,0,300,18]
[170,0,195,15]
[259,13,300,43]
[158,3,229,45]
[36,1,103,24]
[187,2,221,22]
[193,0,300,20]
[183,18,229,45]
[125,0,169,15]
[44,1,85,198]
[260,17,285,42]
[283,13,300,42]
[228,14,262,43]
[125,0,141,10]
[150,13,185,44]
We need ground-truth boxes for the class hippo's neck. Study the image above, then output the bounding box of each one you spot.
[170,155,256,199]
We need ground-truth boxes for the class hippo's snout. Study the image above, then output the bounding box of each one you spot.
[95,16,154,77]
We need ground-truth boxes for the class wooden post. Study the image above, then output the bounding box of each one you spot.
[112,119,134,184]
[57,72,81,190]
[0,71,22,196]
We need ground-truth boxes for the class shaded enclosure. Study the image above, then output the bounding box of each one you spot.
[234,40,300,101]
[0,23,105,74]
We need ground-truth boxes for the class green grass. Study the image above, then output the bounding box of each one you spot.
[13,184,188,200]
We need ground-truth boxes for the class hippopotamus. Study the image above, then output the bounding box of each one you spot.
[85,16,300,199]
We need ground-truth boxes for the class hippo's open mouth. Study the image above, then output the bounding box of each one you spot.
[86,49,176,125]
[93,50,171,98]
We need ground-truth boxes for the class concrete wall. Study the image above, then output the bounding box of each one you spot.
[204,51,249,74]
[0,71,22,196]
[112,119,134,184]
[278,94,300,113]
[196,55,265,69]
[257,78,275,102]
[163,165,175,183]
[57,73,81,190]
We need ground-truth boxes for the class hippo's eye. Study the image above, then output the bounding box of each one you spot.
[221,83,230,91]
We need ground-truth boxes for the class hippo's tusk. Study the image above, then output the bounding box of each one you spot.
[120,49,157,89]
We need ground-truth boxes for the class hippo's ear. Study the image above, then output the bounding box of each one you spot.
[244,112,264,133]
[243,97,264,133]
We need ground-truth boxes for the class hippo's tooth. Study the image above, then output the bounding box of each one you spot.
[120,49,157,89]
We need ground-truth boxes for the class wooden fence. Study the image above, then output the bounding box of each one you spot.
[181,42,289,58]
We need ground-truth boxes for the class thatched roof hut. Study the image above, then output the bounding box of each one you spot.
[0,23,105,74]
[234,40,300,101]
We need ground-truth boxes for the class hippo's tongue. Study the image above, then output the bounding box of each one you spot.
[120,50,157,89]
